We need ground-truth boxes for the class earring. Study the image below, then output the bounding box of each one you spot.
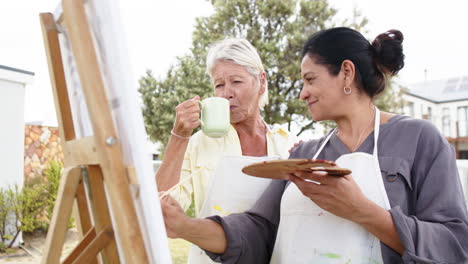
[344,86,352,95]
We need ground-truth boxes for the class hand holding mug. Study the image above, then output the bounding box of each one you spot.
[173,96,230,138]
[172,96,202,138]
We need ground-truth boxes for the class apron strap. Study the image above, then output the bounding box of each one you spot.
[312,129,335,159]
[373,107,380,157]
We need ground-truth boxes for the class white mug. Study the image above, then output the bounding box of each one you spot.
[198,97,230,138]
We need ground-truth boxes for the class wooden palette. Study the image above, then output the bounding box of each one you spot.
[241,159,351,180]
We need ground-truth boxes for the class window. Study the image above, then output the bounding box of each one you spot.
[458,106,468,137]
[405,102,414,117]
[423,106,432,121]
[459,151,468,160]
[427,107,432,121]
[442,107,451,136]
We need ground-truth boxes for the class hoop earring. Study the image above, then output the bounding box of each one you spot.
[344,86,352,95]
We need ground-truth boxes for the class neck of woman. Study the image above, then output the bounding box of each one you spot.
[232,113,266,137]
[233,113,268,156]
[335,100,376,151]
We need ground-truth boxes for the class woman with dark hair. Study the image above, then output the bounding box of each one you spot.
[161,27,468,263]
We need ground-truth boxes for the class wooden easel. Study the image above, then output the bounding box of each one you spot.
[39,0,149,263]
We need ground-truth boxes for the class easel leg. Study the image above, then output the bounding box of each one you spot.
[87,165,120,264]
[73,178,98,264]
[74,179,93,236]
[62,227,96,264]
[71,226,114,264]
[41,167,81,264]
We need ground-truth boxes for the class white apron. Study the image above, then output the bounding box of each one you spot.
[188,155,281,264]
[270,108,391,264]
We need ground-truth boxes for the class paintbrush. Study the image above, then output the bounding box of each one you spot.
[159,176,193,199]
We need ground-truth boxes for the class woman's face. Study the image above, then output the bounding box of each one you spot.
[212,61,264,124]
[300,55,345,121]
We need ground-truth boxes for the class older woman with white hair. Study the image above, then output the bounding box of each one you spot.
[155,38,297,263]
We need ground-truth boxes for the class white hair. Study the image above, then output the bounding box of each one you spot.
[206,38,268,109]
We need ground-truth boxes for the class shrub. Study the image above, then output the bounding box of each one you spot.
[0,241,6,253]
[0,188,12,252]
[0,184,45,251]
[0,187,21,252]
[19,183,48,233]
[43,160,63,222]
[43,160,75,229]
[0,161,70,252]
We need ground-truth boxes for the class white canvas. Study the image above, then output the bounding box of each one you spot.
[54,0,172,262]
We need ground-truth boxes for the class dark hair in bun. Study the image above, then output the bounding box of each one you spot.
[371,29,405,76]
[301,27,405,97]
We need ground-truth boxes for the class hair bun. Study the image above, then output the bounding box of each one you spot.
[371,29,405,76]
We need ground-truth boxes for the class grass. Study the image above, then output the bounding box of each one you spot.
[169,238,191,264]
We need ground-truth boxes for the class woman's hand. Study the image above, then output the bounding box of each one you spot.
[288,140,304,153]
[289,172,405,253]
[160,194,191,238]
[172,96,202,138]
[288,171,373,223]
[160,194,229,253]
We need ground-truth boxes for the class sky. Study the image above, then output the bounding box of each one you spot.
[1,0,467,127]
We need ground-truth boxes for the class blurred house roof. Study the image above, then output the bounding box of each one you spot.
[0,64,34,84]
[405,76,468,103]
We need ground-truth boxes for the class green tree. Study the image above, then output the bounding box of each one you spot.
[139,1,401,151]
[375,78,406,114]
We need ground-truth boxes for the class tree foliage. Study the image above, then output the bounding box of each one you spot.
[139,0,401,151]
[375,78,406,114]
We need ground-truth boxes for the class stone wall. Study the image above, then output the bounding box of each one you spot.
[24,125,63,182]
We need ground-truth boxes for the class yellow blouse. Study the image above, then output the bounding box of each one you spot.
[170,124,297,215]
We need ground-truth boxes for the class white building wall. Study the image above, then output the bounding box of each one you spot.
[403,94,438,123]
[456,160,468,205]
[441,101,468,138]
[0,67,33,246]
[0,79,26,188]
[403,94,468,139]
